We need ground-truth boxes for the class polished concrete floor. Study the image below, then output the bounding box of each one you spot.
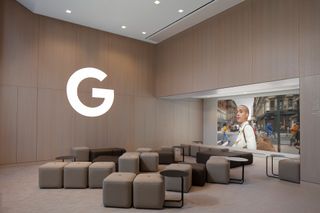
[0,156,319,213]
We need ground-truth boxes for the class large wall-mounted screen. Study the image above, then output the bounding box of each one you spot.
[217,94,300,154]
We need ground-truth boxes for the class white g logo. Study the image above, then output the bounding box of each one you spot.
[66,67,114,117]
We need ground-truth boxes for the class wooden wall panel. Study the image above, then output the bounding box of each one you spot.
[136,44,155,97]
[144,98,156,148]
[252,0,299,82]
[300,75,320,183]
[0,86,17,164]
[38,17,77,90]
[218,0,252,88]
[192,18,220,92]
[0,0,38,87]
[133,97,146,149]
[17,87,37,162]
[76,26,108,93]
[173,101,189,144]
[155,42,173,96]
[37,89,74,160]
[188,100,204,142]
[299,0,320,77]
[107,95,134,150]
[73,91,108,149]
[108,35,139,96]
[155,100,175,146]
[155,0,302,96]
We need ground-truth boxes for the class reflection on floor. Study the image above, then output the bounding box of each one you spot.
[0,156,319,213]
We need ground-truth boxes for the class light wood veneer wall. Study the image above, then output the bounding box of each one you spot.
[0,0,202,165]
[156,0,320,184]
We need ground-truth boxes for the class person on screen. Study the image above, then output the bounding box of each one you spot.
[232,105,257,150]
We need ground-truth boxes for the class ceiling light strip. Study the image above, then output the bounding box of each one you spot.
[145,0,215,39]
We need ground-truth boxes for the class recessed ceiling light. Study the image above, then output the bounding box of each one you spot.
[121,25,126,29]
[154,1,160,5]
[178,9,184,13]
[65,9,72,14]
[142,32,146,35]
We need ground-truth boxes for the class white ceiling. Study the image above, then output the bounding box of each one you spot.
[16,0,243,44]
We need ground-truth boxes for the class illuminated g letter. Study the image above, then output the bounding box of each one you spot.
[66,67,114,117]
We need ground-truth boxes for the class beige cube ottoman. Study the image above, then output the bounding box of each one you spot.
[118,152,140,174]
[279,158,300,183]
[89,162,115,188]
[133,173,165,209]
[72,146,89,162]
[103,172,136,208]
[64,162,91,188]
[140,152,159,172]
[164,163,192,193]
[206,156,230,184]
[39,162,68,188]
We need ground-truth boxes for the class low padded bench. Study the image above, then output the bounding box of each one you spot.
[196,149,253,168]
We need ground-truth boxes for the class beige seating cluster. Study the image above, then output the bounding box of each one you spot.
[39,161,115,189]
[279,158,300,183]
[103,173,165,209]
[118,151,159,173]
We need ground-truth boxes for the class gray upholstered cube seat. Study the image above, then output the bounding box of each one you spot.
[163,163,192,193]
[89,162,115,188]
[72,146,89,162]
[64,162,91,188]
[206,156,230,184]
[279,158,300,183]
[180,144,191,156]
[140,152,159,172]
[39,162,68,188]
[190,145,200,157]
[103,172,136,208]
[133,173,165,209]
[118,152,140,174]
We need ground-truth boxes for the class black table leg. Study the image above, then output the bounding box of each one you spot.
[229,164,245,184]
[266,156,279,178]
[164,177,184,208]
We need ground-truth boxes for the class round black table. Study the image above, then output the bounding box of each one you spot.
[160,169,188,208]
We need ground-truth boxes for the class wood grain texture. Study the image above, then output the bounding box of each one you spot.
[37,89,74,161]
[217,0,253,88]
[299,0,320,77]
[0,0,38,87]
[191,18,220,92]
[155,0,302,96]
[107,95,134,150]
[17,87,37,162]
[300,75,320,183]
[252,0,299,82]
[38,16,77,90]
[0,86,17,164]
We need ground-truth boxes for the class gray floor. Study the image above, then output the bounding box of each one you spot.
[1,156,320,213]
